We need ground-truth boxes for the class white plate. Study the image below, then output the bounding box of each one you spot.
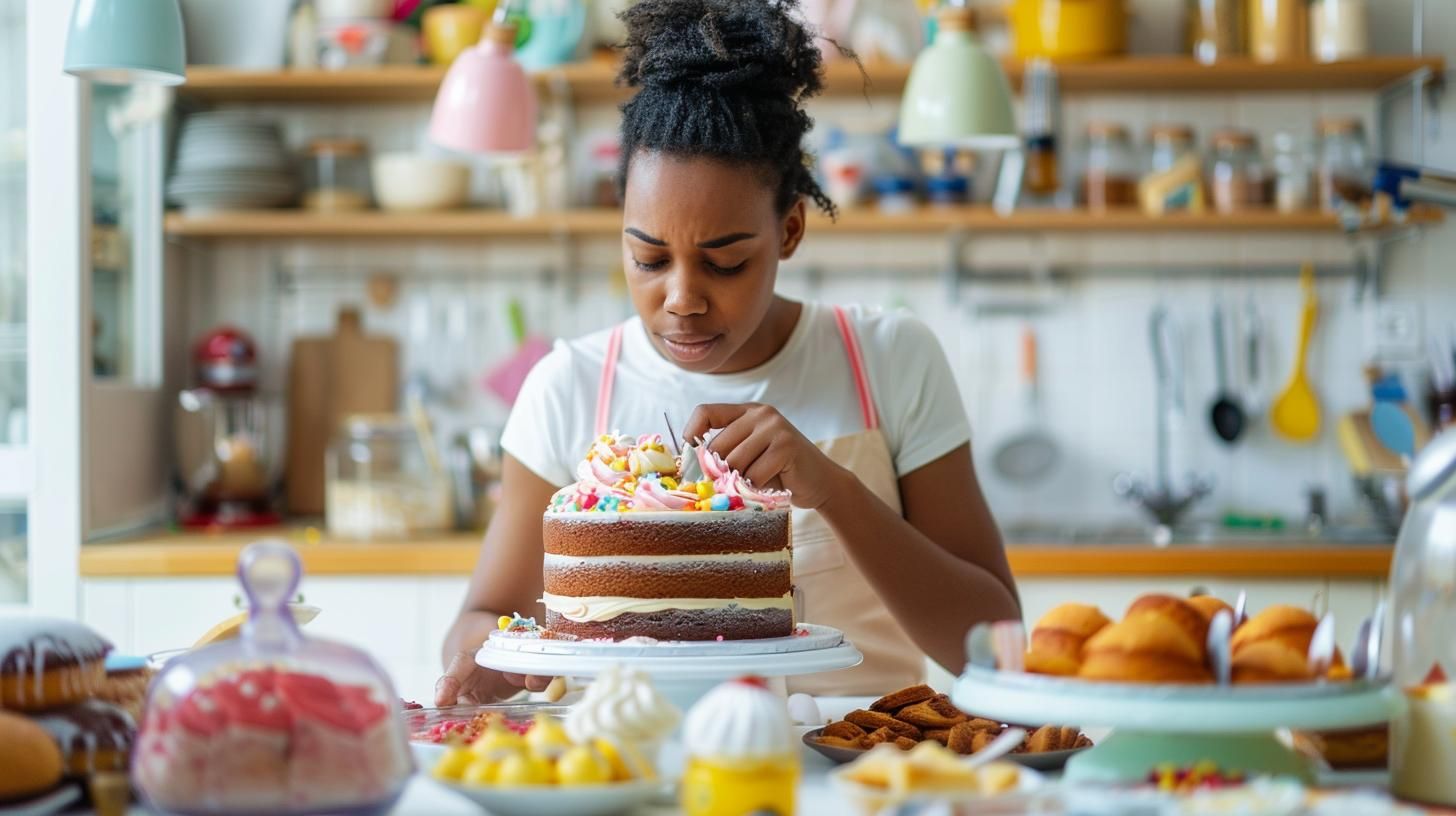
[830,765,1047,814]
[485,623,846,658]
[425,777,666,816]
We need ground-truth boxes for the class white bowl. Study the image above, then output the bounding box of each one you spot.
[425,777,666,816]
[372,153,470,212]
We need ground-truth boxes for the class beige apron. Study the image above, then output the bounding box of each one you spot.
[596,306,924,695]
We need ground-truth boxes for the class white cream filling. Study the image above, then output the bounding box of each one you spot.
[543,551,790,568]
[540,591,794,623]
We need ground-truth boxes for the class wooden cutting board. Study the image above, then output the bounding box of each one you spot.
[286,308,398,515]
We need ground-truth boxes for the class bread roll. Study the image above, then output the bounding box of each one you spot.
[1186,595,1234,622]
[1231,605,1318,656]
[1025,603,1111,676]
[1125,594,1210,651]
[0,710,64,800]
[1033,603,1112,640]
[1231,639,1314,684]
[1078,613,1212,684]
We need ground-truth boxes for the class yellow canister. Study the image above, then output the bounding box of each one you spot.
[1008,0,1128,60]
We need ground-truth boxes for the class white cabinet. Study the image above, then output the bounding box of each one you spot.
[80,575,472,703]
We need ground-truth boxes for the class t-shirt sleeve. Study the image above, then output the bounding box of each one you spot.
[499,341,580,487]
[866,311,972,476]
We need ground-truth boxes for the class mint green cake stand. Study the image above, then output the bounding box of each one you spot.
[953,666,1394,784]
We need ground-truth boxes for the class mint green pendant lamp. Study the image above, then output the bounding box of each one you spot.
[64,0,186,86]
[897,5,1016,149]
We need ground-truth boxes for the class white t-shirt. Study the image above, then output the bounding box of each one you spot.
[501,302,971,488]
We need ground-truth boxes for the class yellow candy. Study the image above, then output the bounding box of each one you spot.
[498,615,513,631]
[525,714,573,761]
[472,725,526,759]
[696,481,714,498]
[610,459,628,472]
[660,477,678,490]
[555,744,612,786]
[432,748,475,781]
[462,758,499,785]
[496,753,552,786]
[697,499,712,511]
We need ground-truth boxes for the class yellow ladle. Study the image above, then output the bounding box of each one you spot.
[1271,263,1321,442]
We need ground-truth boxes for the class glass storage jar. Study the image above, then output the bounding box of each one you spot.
[303,138,371,212]
[134,541,412,815]
[1209,129,1270,213]
[1270,131,1313,213]
[1146,124,1197,176]
[1079,122,1138,211]
[1315,116,1370,213]
[326,413,452,539]
[1249,0,1307,62]
[1390,429,1456,805]
[1186,0,1245,64]
[1311,0,1368,62]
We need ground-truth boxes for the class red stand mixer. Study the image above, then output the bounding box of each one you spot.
[175,327,283,529]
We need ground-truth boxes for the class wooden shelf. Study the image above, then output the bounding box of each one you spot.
[176,55,1443,104]
[162,206,1442,240]
[81,526,1393,578]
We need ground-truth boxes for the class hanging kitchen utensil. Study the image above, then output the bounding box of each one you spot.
[991,325,1060,483]
[483,298,552,406]
[1271,263,1322,442]
[1371,399,1418,459]
[1209,300,1247,444]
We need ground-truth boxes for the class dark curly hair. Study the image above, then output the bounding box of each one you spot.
[616,0,837,218]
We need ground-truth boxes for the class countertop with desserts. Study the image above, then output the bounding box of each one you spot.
[79,526,1395,579]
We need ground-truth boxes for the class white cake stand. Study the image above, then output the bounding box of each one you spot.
[476,623,862,713]
[953,665,1395,784]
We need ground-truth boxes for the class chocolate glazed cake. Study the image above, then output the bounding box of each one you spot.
[541,434,796,641]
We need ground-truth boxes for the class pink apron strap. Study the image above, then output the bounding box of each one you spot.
[594,325,625,437]
[831,305,880,431]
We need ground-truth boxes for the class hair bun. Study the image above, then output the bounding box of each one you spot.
[620,0,822,99]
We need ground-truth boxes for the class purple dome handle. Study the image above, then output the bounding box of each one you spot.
[238,539,303,648]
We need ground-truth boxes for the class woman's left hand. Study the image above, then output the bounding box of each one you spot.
[682,403,846,509]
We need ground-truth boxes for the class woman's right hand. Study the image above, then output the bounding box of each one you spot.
[434,650,554,707]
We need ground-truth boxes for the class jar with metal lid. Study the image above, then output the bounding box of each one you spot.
[1209,129,1269,213]
[1311,0,1368,62]
[1079,122,1138,211]
[1186,0,1244,64]
[1315,117,1370,213]
[303,137,371,212]
[1270,131,1313,213]
[1249,0,1307,63]
[326,413,452,539]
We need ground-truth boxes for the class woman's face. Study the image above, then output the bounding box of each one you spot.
[622,151,805,374]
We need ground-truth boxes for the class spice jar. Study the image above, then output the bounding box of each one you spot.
[1270,131,1313,213]
[1249,0,1307,63]
[303,138,370,212]
[1147,124,1197,176]
[1311,0,1368,62]
[1315,117,1370,213]
[1079,122,1138,211]
[1186,0,1244,64]
[326,413,452,539]
[1209,129,1270,213]
[1022,59,1061,199]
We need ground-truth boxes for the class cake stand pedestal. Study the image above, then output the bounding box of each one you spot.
[952,665,1395,784]
[476,623,862,714]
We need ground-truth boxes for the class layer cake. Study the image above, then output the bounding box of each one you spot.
[541,434,793,641]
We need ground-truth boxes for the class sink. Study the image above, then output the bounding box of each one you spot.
[1002,521,1392,548]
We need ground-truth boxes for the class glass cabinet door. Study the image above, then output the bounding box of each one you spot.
[0,0,27,606]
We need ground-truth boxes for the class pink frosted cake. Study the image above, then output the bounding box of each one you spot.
[542,434,793,641]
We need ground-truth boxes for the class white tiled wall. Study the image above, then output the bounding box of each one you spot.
[175,0,1456,533]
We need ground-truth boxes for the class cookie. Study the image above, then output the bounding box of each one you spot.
[947,720,987,754]
[863,726,896,747]
[869,684,937,713]
[923,728,950,745]
[892,736,918,750]
[1025,725,1081,753]
[822,720,867,741]
[844,709,922,740]
[895,694,969,729]
[814,735,868,751]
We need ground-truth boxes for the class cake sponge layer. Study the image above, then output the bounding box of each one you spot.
[545,608,793,641]
[543,511,790,557]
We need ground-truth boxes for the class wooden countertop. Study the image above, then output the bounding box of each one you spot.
[79,528,1393,579]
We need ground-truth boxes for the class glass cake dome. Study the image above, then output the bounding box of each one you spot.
[132,540,413,815]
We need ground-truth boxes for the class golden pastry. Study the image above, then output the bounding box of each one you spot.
[1025,725,1082,752]
[815,734,870,750]
[892,736,918,751]
[1079,613,1212,684]
[1125,594,1210,650]
[845,709,922,740]
[0,711,64,800]
[894,694,969,730]
[1230,639,1314,684]
[869,683,936,713]
[923,728,950,745]
[863,726,896,747]
[1293,725,1388,769]
[1034,603,1112,640]
[823,720,867,741]
[1231,604,1318,656]
[1187,594,1234,622]
[1025,603,1112,677]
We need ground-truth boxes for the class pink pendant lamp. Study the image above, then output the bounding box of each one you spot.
[429,8,537,154]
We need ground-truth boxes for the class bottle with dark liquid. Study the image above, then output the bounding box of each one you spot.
[1022,60,1061,200]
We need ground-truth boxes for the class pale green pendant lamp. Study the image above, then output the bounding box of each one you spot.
[64,0,187,86]
[898,5,1016,149]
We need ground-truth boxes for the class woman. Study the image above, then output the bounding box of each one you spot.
[436,0,1018,705]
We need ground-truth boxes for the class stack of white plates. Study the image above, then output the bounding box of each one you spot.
[168,112,298,213]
